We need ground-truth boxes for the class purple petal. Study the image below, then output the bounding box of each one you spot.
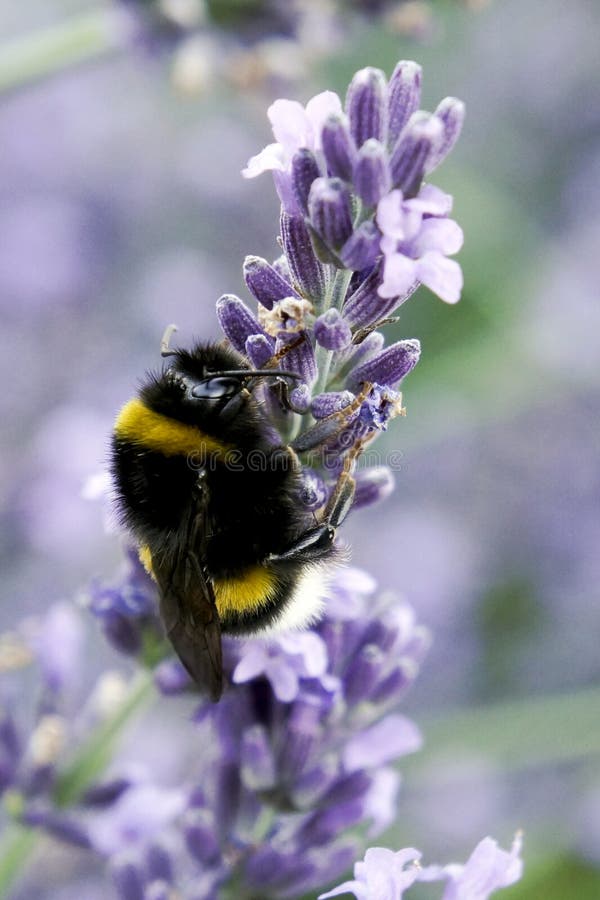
[268,98,312,155]
[267,658,299,702]
[409,218,464,257]
[304,91,344,148]
[416,252,463,304]
[378,253,418,299]
[242,142,286,179]
[343,714,422,771]
[232,644,268,683]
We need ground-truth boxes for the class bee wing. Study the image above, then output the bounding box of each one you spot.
[151,493,223,702]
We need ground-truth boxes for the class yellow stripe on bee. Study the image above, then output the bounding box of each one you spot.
[138,544,276,618]
[214,568,278,617]
[114,398,232,458]
[138,545,155,580]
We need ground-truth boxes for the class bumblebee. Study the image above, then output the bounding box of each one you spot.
[111,328,362,700]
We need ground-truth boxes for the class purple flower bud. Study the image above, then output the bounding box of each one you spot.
[154,658,191,695]
[183,808,221,866]
[321,114,357,180]
[280,211,327,301]
[311,391,355,420]
[370,666,412,704]
[240,725,276,791]
[346,339,421,391]
[346,67,388,148]
[291,149,322,215]
[353,139,391,207]
[82,777,132,807]
[111,855,146,900]
[275,331,317,386]
[308,178,353,252]
[387,60,422,144]
[343,264,413,329]
[278,700,323,780]
[340,221,381,271]
[102,613,143,656]
[353,466,395,510]
[146,843,174,884]
[271,253,292,284]
[243,255,299,310]
[245,333,275,368]
[314,309,352,351]
[216,294,268,354]
[245,847,314,893]
[0,711,20,765]
[298,468,327,510]
[343,644,385,703]
[22,804,92,849]
[289,382,312,413]
[333,330,384,379]
[390,112,443,197]
[426,96,466,173]
[298,797,366,847]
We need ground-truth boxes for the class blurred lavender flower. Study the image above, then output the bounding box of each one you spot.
[116,1,485,92]
[319,833,523,899]
[3,559,435,899]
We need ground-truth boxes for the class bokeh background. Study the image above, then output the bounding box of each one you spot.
[1,0,599,896]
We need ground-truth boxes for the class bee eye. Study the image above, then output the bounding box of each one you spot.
[190,377,241,400]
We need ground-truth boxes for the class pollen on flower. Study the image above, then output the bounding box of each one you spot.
[257,296,314,335]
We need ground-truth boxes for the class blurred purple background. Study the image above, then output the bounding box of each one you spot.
[1,0,599,895]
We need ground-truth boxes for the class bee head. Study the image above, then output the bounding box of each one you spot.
[141,341,300,428]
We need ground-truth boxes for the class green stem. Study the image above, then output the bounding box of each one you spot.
[0,671,155,897]
[312,267,354,399]
[0,10,123,95]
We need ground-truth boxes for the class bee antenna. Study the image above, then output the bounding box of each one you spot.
[160,323,179,358]
[217,369,302,381]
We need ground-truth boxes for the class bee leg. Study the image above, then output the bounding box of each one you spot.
[290,382,374,453]
[268,435,369,565]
